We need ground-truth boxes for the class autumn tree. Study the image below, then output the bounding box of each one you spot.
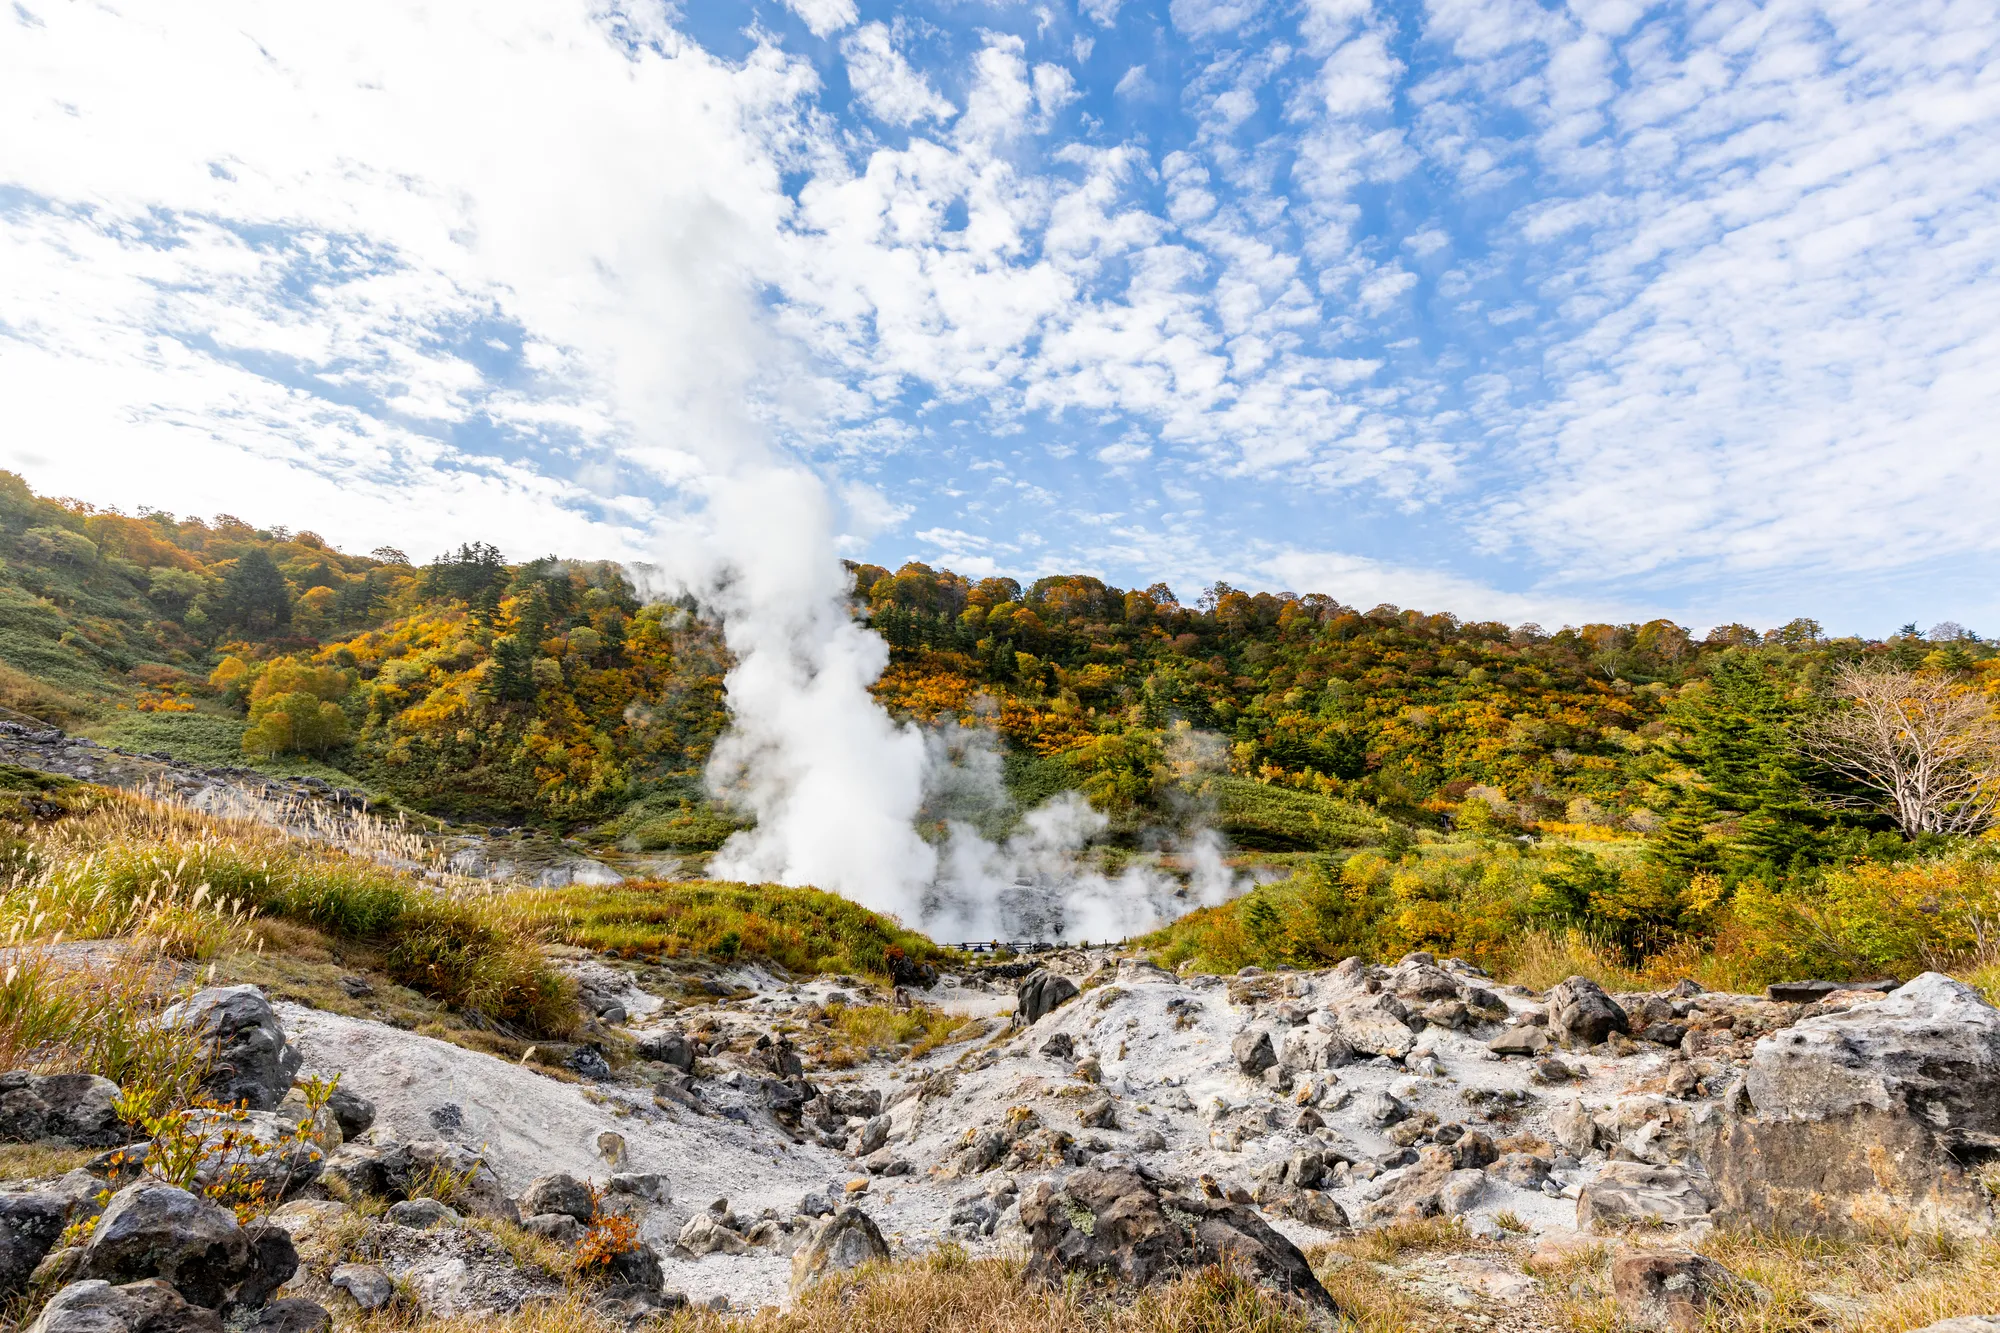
[1795,665,2000,837]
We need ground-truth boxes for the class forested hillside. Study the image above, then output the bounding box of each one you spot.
[2,469,1998,989]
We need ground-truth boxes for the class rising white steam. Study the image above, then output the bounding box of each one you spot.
[10,0,1238,937]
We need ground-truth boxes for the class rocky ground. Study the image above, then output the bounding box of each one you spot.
[9,921,1997,1331]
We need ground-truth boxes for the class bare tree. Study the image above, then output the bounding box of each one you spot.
[1796,665,2000,837]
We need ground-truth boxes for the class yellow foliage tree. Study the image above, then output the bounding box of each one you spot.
[243,690,350,757]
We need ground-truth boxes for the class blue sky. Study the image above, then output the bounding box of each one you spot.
[3,0,1998,636]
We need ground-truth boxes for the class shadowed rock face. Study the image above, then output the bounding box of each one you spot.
[1016,972,1079,1026]
[159,986,301,1113]
[1705,973,2000,1236]
[1020,1167,1334,1311]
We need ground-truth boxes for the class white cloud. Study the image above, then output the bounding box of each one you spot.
[781,0,858,38]
[0,0,816,556]
[1170,0,1266,39]
[1263,549,1628,625]
[1114,65,1154,99]
[841,23,954,125]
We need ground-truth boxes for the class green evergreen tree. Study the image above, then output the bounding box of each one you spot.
[215,549,291,631]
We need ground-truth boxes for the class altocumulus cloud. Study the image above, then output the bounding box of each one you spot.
[3,0,1999,630]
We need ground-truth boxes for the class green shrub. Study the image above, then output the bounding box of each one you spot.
[525,879,946,979]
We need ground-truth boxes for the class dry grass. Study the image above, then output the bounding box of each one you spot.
[814,1003,981,1068]
[1497,929,1650,993]
[0,943,214,1120]
[0,1141,94,1182]
[1541,1226,2000,1333]
[382,1250,1324,1333]
[0,788,576,1035]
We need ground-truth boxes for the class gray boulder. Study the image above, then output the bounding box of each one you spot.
[1612,1251,1753,1333]
[635,1029,696,1072]
[322,1140,512,1221]
[522,1213,586,1244]
[1231,1029,1276,1076]
[1546,977,1630,1048]
[518,1173,593,1224]
[27,1278,221,1333]
[385,1198,459,1230]
[1706,973,2000,1236]
[0,1073,124,1147]
[158,987,300,1112]
[80,1181,272,1309]
[225,1299,330,1333]
[0,1190,69,1296]
[1907,1320,2000,1333]
[789,1207,888,1296]
[1331,992,1422,1059]
[324,1087,375,1141]
[1487,1027,1548,1056]
[1016,972,1079,1026]
[1278,1026,1351,1072]
[822,1088,882,1119]
[329,1263,395,1311]
[603,1243,664,1292]
[1576,1163,1712,1233]
[1021,1167,1332,1310]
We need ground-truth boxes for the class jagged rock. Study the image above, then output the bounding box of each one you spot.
[852,1116,890,1156]
[1266,1189,1349,1229]
[223,1299,330,1333]
[0,1190,69,1296]
[159,987,300,1112]
[595,1284,689,1328]
[27,1278,222,1333]
[1016,972,1079,1026]
[678,1212,748,1257]
[607,1173,667,1204]
[385,1199,458,1230]
[1577,1163,1712,1232]
[1331,993,1421,1059]
[1388,960,1464,1003]
[635,1028,696,1072]
[1612,1251,1753,1332]
[1708,973,2000,1236]
[1360,1091,1409,1126]
[188,1110,324,1199]
[1487,1153,1552,1189]
[1021,1167,1332,1310]
[1077,1097,1117,1130]
[1278,1025,1353,1072]
[1488,1027,1548,1056]
[518,1173,593,1224]
[322,1141,513,1222]
[1358,1147,1487,1223]
[603,1243,664,1292]
[1765,979,1894,1003]
[522,1213,586,1243]
[1449,1129,1497,1169]
[1546,977,1630,1049]
[328,1263,395,1310]
[81,1181,254,1307]
[1639,1022,1688,1048]
[1040,1033,1074,1060]
[0,1073,124,1148]
[565,1046,612,1080]
[823,1088,883,1119]
[789,1207,888,1296]
[324,1087,375,1141]
[235,1230,301,1310]
[1437,1170,1486,1215]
